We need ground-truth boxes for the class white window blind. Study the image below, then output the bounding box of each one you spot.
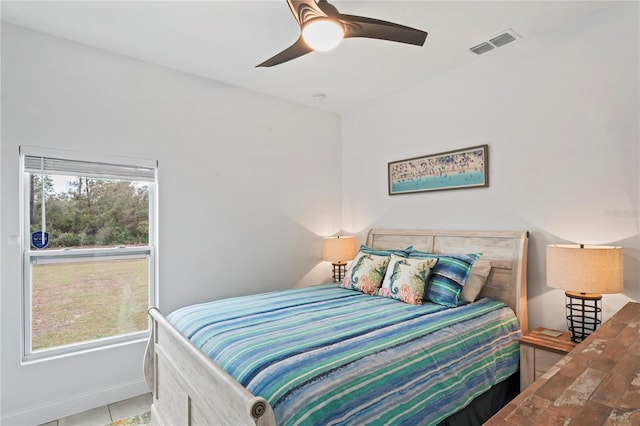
[24,155,156,182]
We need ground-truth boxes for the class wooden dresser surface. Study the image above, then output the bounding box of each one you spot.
[487,301,640,425]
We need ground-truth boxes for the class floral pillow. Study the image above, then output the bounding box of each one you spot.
[378,254,438,305]
[341,251,390,295]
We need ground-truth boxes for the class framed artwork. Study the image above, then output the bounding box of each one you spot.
[388,144,489,195]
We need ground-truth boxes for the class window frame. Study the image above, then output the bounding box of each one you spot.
[20,146,158,363]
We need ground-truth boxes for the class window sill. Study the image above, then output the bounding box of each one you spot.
[22,331,150,365]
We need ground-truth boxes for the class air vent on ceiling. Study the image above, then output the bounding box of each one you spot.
[470,29,520,55]
[469,42,494,55]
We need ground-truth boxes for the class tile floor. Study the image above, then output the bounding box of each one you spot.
[39,393,152,426]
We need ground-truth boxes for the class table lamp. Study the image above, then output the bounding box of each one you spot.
[546,244,623,343]
[322,236,357,282]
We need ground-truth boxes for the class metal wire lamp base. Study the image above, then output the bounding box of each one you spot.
[565,291,602,343]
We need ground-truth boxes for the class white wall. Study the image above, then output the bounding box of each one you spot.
[342,3,639,330]
[1,23,342,425]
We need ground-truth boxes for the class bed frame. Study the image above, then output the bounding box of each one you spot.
[144,228,529,426]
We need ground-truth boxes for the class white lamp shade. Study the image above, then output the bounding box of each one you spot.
[546,244,623,294]
[302,18,344,51]
[322,236,356,263]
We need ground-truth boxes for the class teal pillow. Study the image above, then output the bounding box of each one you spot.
[409,251,481,307]
[359,245,413,257]
[378,254,438,305]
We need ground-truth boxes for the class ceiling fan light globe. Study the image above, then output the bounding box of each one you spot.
[302,18,344,51]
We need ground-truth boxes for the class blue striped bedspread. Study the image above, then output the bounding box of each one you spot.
[167,284,521,425]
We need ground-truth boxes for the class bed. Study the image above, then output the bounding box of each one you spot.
[144,228,529,425]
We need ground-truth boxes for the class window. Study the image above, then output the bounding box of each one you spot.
[21,147,157,361]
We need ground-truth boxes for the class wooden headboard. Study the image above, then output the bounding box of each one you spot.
[366,229,529,334]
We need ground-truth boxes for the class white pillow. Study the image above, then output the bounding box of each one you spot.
[460,260,491,302]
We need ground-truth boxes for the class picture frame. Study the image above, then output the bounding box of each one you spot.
[388,144,489,195]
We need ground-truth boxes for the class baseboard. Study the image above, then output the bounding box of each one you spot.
[1,377,149,426]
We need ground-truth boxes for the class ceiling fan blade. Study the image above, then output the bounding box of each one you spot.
[287,0,327,26]
[339,14,427,46]
[256,37,313,67]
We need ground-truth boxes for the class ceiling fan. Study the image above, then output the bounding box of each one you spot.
[257,0,428,67]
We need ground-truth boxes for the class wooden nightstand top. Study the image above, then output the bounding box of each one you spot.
[519,327,577,354]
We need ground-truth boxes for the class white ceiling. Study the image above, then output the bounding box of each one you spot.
[1,1,617,113]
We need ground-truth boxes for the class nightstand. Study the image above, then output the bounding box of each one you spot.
[519,327,577,391]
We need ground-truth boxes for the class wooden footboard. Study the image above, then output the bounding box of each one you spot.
[145,307,276,426]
